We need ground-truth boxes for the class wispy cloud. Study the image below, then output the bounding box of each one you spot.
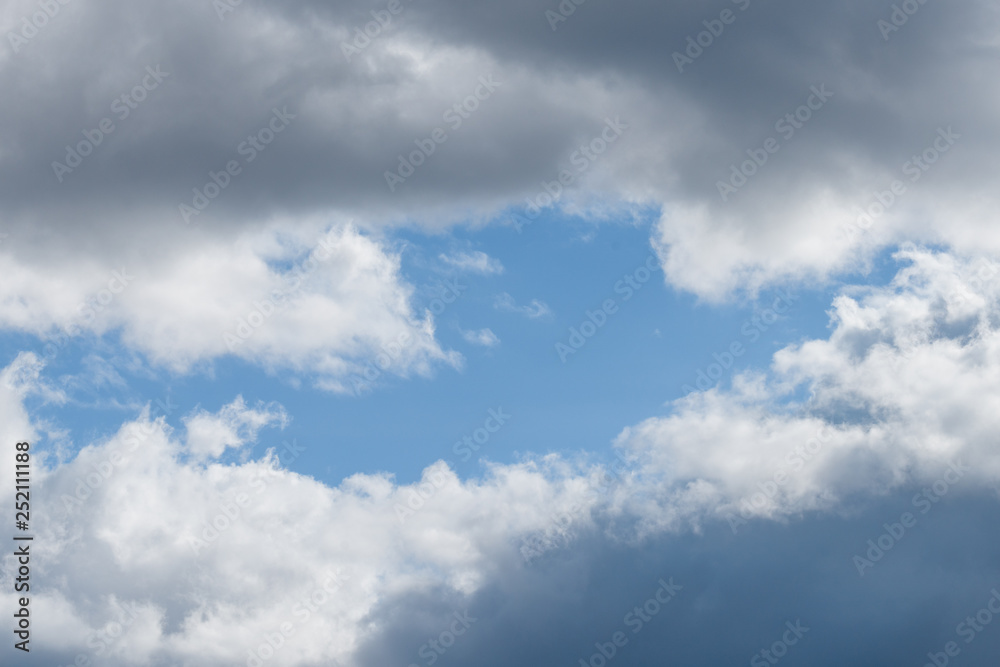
[439,251,504,275]
[494,292,551,319]
[460,327,500,347]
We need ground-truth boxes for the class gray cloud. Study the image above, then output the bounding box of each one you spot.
[3,0,994,263]
[351,496,1000,667]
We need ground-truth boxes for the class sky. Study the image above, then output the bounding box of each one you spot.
[1,0,1000,665]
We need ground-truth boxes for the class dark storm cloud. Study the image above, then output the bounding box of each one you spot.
[354,491,1000,667]
[2,0,996,259]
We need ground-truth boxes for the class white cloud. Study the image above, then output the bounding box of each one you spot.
[7,247,1000,664]
[0,378,598,666]
[493,293,551,319]
[0,223,461,393]
[460,328,500,347]
[616,246,1000,532]
[439,251,504,275]
[184,396,288,460]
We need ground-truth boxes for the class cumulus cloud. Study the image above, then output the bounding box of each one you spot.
[0,223,460,391]
[6,0,1000,661]
[0,380,599,666]
[0,0,996,393]
[617,246,1000,532]
[6,248,1000,665]
[184,396,288,460]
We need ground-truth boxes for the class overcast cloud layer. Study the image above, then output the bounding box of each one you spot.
[1,1,997,292]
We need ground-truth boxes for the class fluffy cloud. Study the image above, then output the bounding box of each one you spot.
[0,385,599,666]
[617,247,1000,532]
[184,397,288,460]
[0,223,460,391]
[5,248,1000,665]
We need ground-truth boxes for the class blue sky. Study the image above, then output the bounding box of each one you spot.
[5,209,844,487]
[4,1,1000,665]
